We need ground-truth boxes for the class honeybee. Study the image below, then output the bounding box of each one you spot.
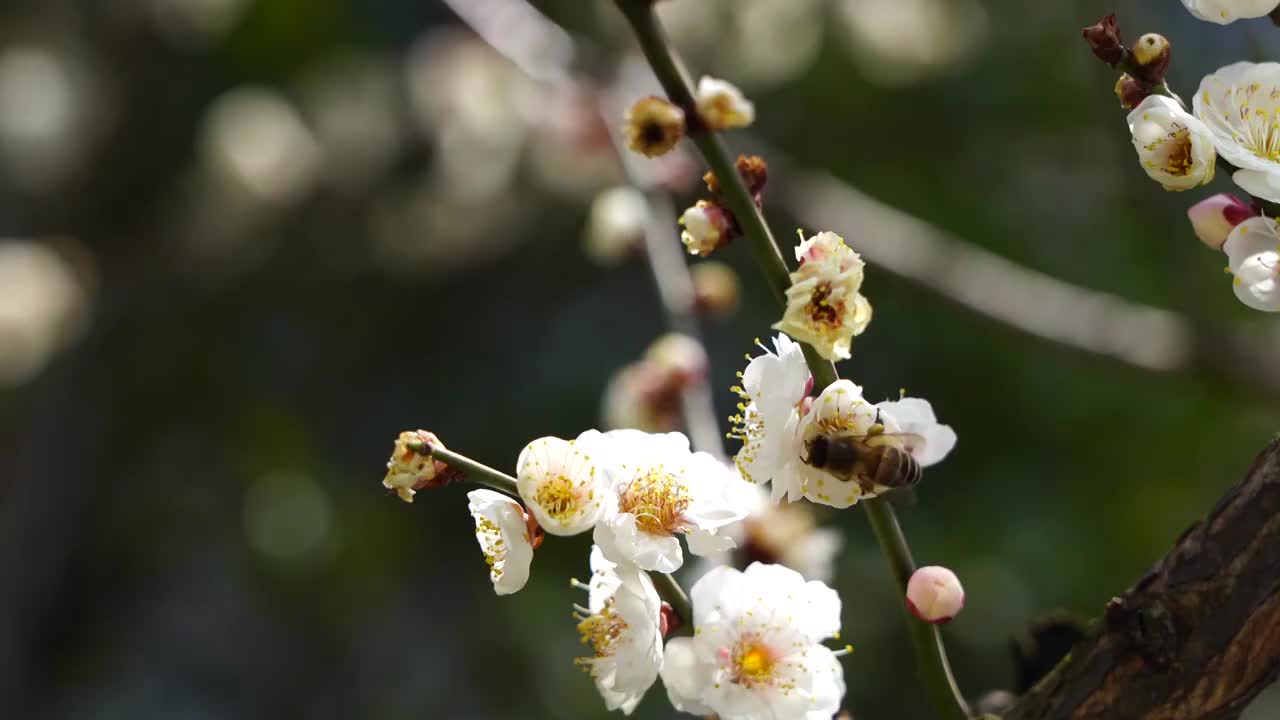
[801,422,925,495]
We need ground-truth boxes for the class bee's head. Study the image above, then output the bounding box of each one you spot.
[805,435,829,468]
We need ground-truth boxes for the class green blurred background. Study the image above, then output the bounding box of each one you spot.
[1,0,1279,717]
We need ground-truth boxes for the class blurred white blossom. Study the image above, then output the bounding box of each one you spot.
[0,239,90,386]
[0,45,105,192]
[201,86,321,205]
[837,0,989,87]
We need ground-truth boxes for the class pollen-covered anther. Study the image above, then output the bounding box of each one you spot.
[679,200,736,256]
[382,430,456,503]
[730,638,778,687]
[618,467,692,534]
[624,96,686,158]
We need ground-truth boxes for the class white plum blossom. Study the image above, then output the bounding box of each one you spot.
[1194,62,1280,202]
[730,334,811,492]
[593,430,755,573]
[695,76,755,130]
[906,565,966,624]
[516,433,607,536]
[1223,216,1280,311]
[773,231,872,362]
[783,381,957,509]
[1181,0,1280,24]
[660,563,846,720]
[466,489,535,596]
[1127,95,1216,191]
[575,546,663,714]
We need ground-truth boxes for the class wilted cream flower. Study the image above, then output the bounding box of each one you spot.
[467,489,536,595]
[383,430,454,502]
[516,433,608,535]
[679,200,734,256]
[1223,216,1280,312]
[773,231,871,362]
[1127,95,1216,191]
[906,566,966,624]
[1181,0,1280,24]
[694,76,755,130]
[624,96,685,158]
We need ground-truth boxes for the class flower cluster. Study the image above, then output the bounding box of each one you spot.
[1090,12,1280,313]
[731,334,957,509]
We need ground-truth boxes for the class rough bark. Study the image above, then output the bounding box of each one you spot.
[1006,437,1280,720]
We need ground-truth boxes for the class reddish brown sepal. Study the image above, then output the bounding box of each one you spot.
[1083,14,1125,67]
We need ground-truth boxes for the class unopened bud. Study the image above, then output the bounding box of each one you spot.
[1114,74,1149,111]
[691,261,742,318]
[1082,14,1124,67]
[584,186,648,267]
[1130,33,1171,85]
[659,602,682,637]
[1188,194,1256,251]
[906,566,965,624]
[383,430,455,503]
[679,200,736,256]
[624,96,686,158]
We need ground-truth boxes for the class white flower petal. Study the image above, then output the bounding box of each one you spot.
[466,489,534,595]
[659,638,716,716]
[875,396,957,467]
[1181,0,1280,24]
[594,513,684,573]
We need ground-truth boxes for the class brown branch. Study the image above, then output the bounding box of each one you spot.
[1007,437,1280,720]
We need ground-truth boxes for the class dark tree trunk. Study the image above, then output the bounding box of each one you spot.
[1007,438,1280,720]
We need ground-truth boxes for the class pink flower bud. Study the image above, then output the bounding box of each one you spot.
[906,566,965,624]
[1188,194,1257,251]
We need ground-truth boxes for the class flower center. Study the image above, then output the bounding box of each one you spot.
[618,466,691,534]
[576,602,627,663]
[729,639,776,687]
[807,282,845,329]
[1214,83,1280,162]
[474,516,507,577]
[1153,124,1193,176]
[533,473,590,522]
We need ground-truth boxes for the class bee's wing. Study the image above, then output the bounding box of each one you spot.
[864,431,928,456]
